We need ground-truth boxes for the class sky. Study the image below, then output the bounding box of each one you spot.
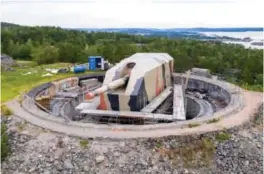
[1,0,263,28]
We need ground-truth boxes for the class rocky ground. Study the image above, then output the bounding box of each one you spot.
[1,104,263,174]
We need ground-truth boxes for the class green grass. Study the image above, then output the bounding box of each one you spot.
[215,132,231,142]
[187,123,200,128]
[206,118,220,124]
[1,122,9,161]
[156,142,163,149]
[15,60,37,67]
[79,139,89,148]
[240,84,263,92]
[15,121,28,132]
[1,62,97,103]
[1,105,13,116]
[225,78,263,92]
[166,138,215,168]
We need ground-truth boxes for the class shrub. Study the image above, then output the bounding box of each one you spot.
[166,138,215,168]
[206,118,220,124]
[215,132,231,142]
[79,139,89,148]
[1,105,13,116]
[188,123,200,128]
[16,121,27,132]
[1,123,9,161]
[155,142,162,149]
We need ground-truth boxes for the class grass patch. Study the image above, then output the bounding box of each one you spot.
[239,83,263,92]
[215,132,231,142]
[15,121,27,132]
[252,104,263,131]
[165,138,215,168]
[226,79,263,92]
[1,62,97,102]
[79,139,89,148]
[15,60,37,67]
[1,105,13,116]
[17,94,23,104]
[1,122,9,161]
[188,123,200,128]
[206,118,220,124]
[155,142,163,149]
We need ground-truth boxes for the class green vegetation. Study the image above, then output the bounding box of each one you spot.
[167,138,215,168]
[215,132,231,142]
[252,104,263,132]
[1,122,9,161]
[1,62,96,102]
[1,105,13,116]
[155,142,163,149]
[206,118,220,124]
[15,60,37,67]
[79,139,89,148]
[239,83,263,91]
[15,121,27,132]
[188,123,200,128]
[1,22,263,92]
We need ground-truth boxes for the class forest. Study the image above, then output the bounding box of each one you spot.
[1,22,263,89]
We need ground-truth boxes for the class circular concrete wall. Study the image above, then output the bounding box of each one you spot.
[186,96,201,119]
[17,72,245,138]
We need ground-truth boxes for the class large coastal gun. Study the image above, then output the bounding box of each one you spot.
[84,53,174,111]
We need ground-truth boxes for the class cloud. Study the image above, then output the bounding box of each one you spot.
[1,0,263,28]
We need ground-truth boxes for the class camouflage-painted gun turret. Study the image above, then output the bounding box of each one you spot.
[86,53,174,111]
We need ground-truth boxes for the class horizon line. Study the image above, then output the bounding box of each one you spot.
[2,21,263,29]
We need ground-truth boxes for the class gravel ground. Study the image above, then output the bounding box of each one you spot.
[1,104,263,174]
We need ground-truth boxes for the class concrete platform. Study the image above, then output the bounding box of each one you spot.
[141,87,172,113]
[80,109,174,121]
[173,85,186,120]
[6,72,261,139]
[6,90,263,139]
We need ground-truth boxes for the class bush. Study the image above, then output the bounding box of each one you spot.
[206,118,220,124]
[188,123,200,128]
[1,105,13,116]
[215,132,231,142]
[1,123,9,161]
[166,138,215,168]
[79,139,89,148]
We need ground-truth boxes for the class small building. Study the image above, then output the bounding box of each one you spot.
[88,56,105,70]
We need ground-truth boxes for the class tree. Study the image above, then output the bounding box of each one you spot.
[57,42,83,63]
[18,44,31,59]
[1,22,263,89]
[98,44,116,63]
[255,74,263,85]
[31,45,59,64]
[82,44,100,62]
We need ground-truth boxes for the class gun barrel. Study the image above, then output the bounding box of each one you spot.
[85,75,129,100]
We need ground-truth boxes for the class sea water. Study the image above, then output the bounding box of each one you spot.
[201,31,263,49]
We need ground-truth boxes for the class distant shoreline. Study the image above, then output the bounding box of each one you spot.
[72,28,263,32]
[77,27,263,49]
